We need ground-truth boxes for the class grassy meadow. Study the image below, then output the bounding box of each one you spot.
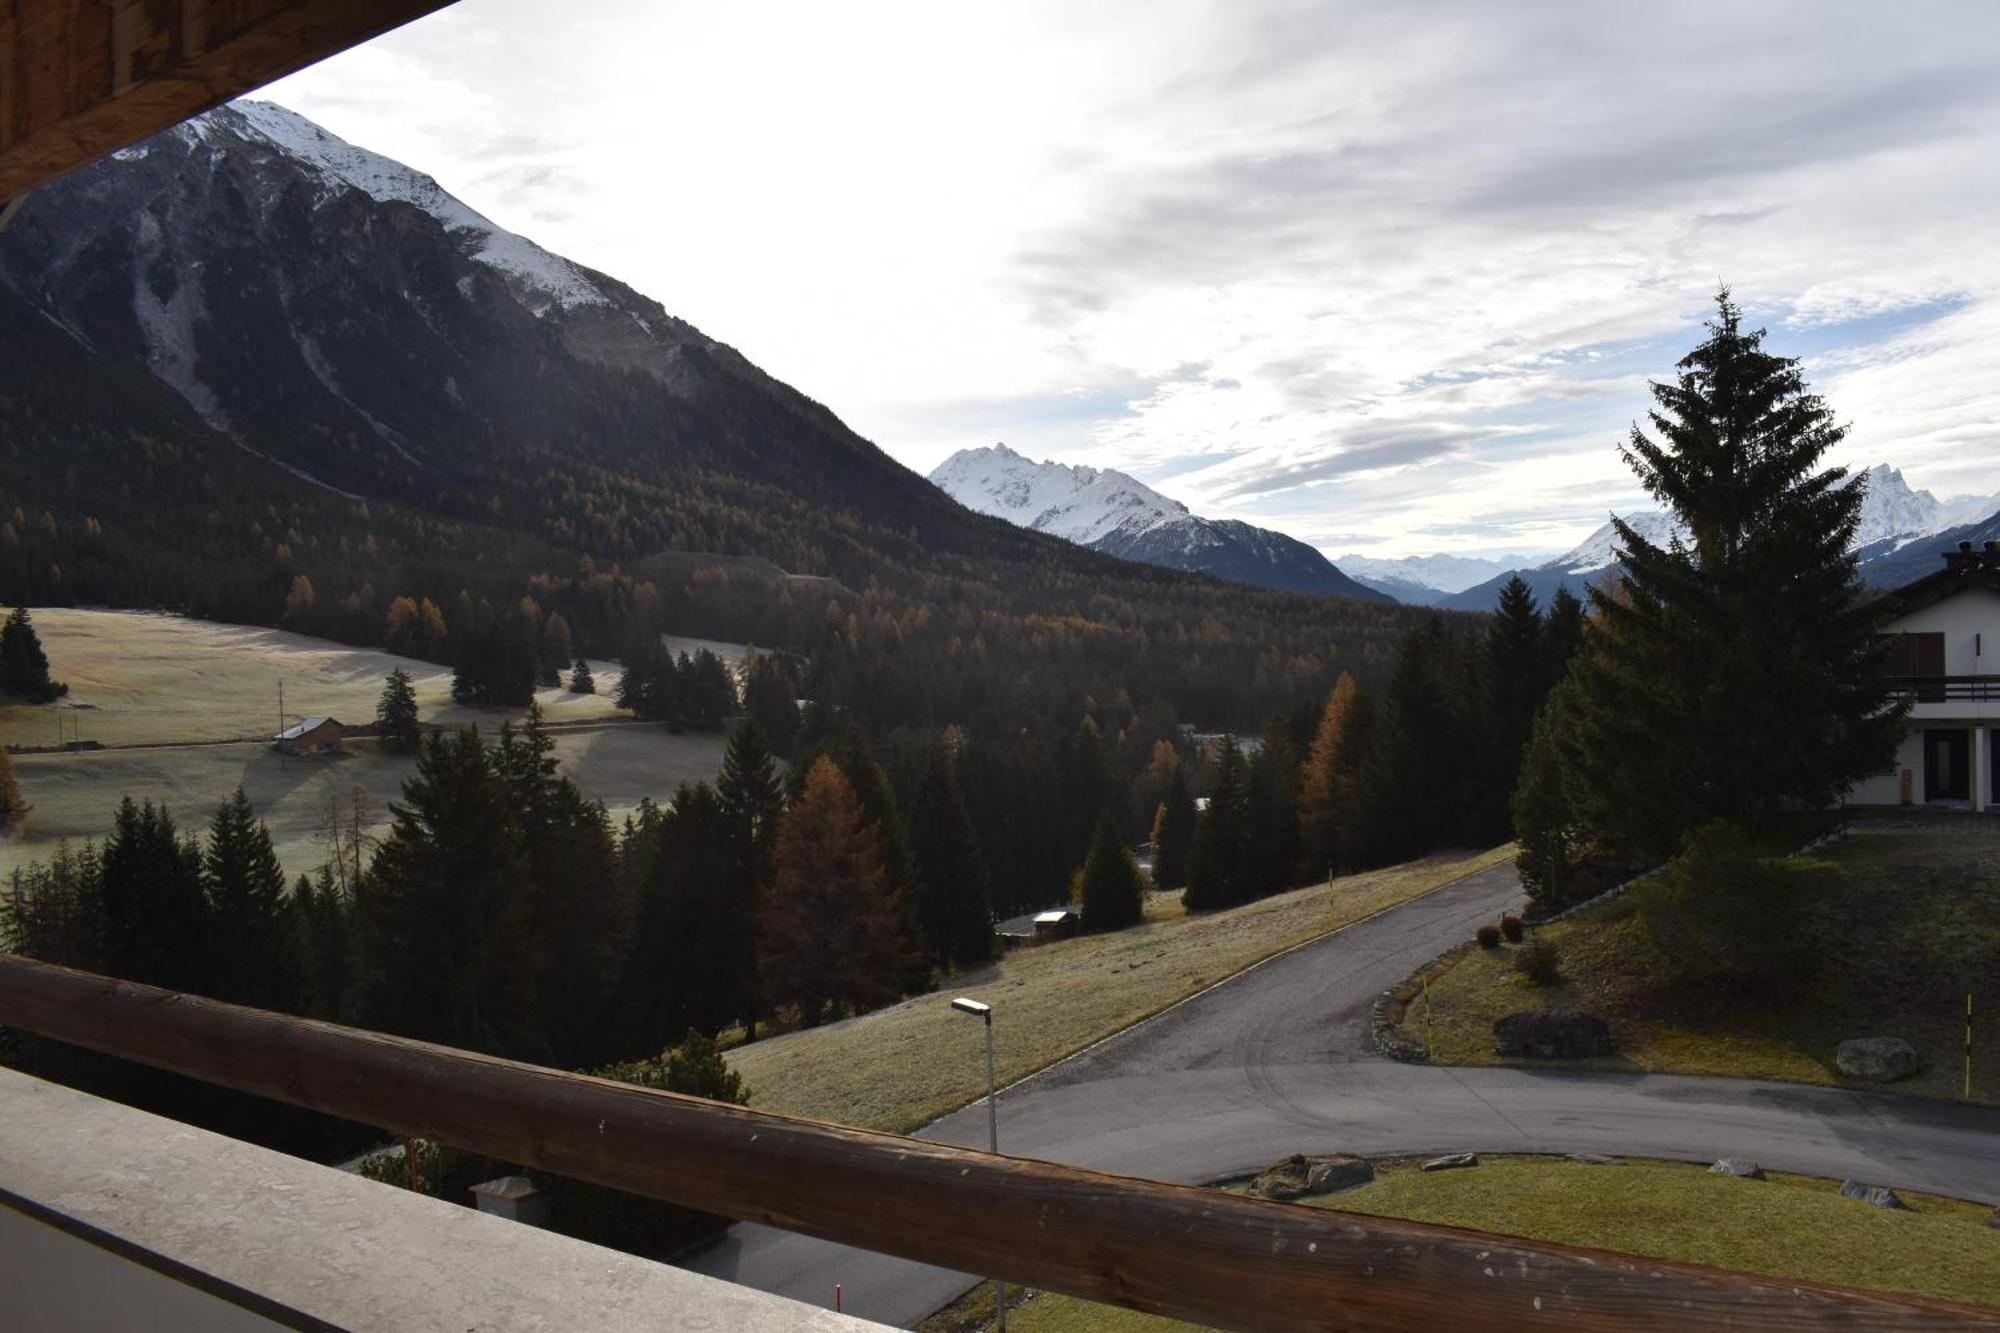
[729,845,1516,1134]
[0,608,732,879]
[1393,824,2000,1104]
[930,1157,2000,1330]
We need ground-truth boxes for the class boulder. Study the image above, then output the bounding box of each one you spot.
[1306,1156,1376,1194]
[1838,1180,1908,1210]
[1252,1154,1311,1200]
[1252,1153,1376,1200]
[1493,1011,1613,1059]
[1708,1159,1765,1180]
[1836,1037,1918,1083]
[1987,1208,1999,1230]
[1421,1153,1478,1172]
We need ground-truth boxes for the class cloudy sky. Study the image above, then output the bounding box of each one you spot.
[263,0,2000,560]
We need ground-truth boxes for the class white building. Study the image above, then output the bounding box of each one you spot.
[1847,541,1999,812]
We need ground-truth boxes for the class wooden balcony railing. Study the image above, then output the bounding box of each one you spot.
[1884,675,2000,703]
[1,953,1996,1331]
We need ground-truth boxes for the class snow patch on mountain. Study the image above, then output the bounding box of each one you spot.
[930,443,1189,547]
[1554,511,1685,574]
[1336,551,1542,595]
[930,444,1386,600]
[217,100,609,316]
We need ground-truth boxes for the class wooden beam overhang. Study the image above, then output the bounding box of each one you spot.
[0,0,457,201]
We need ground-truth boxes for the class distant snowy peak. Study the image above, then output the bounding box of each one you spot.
[930,444,1387,601]
[930,443,1189,548]
[203,101,610,317]
[1336,551,1541,596]
[1554,511,1684,574]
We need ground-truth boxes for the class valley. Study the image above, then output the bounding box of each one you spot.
[0,608,730,880]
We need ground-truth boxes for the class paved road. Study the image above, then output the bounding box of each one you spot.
[686,861,2000,1327]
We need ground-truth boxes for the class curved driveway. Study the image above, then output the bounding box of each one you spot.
[687,861,2000,1327]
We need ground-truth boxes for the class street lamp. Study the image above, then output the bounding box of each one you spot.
[951,996,1003,1331]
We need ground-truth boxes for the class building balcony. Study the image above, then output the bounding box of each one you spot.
[1884,675,2000,707]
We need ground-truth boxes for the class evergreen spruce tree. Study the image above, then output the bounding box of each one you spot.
[1540,587,1587,694]
[1077,809,1144,932]
[1149,766,1196,890]
[1353,622,1467,867]
[716,718,785,1032]
[906,742,992,969]
[0,607,63,702]
[1244,720,1302,901]
[353,730,541,1057]
[498,706,626,1066]
[741,650,800,753]
[568,657,596,694]
[203,788,293,1010]
[623,781,739,1046]
[99,798,208,991]
[1184,738,1249,911]
[1570,292,1904,855]
[291,867,352,1022]
[1481,576,1544,841]
[0,745,25,833]
[376,667,422,753]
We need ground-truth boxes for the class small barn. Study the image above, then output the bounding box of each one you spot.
[1031,908,1082,943]
[274,716,345,757]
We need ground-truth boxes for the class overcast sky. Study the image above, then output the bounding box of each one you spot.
[262,0,2000,560]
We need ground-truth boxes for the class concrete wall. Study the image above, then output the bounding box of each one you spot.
[0,1068,887,1332]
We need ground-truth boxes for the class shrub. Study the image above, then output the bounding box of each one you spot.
[1500,914,1524,943]
[1632,820,1811,994]
[1476,924,1502,949]
[1513,935,1561,987]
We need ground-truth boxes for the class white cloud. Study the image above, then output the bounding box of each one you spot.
[262,0,2000,557]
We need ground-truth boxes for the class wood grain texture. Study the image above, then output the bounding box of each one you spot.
[1,953,1995,1331]
[0,0,456,197]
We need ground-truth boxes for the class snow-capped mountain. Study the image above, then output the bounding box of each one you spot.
[1337,551,1548,604]
[1549,511,1684,575]
[1439,465,1996,610]
[931,444,1188,548]
[930,445,1386,600]
[219,101,609,316]
[0,99,775,497]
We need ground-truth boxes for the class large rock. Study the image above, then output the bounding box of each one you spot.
[1836,1037,1919,1083]
[1421,1153,1479,1172]
[1708,1159,1765,1180]
[1838,1180,1908,1210]
[1251,1153,1375,1200]
[1493,1011,1612,1059]
[1307,1156,1375,1194]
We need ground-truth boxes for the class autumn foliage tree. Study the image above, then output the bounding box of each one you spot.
[758,757,906,1025]
[1298,672,1359,876]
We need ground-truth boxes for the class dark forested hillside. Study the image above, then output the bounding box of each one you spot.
[0,101,1447,732]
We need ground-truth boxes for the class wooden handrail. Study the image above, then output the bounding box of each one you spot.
[0,954,1994,1331]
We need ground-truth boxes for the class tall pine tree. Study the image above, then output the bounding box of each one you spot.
[717,719,785,1033]
[906,740,992,970]
[1078,809,1145,932]
[1149,765,1197,890]
[376,667,422,752]
[202,788,292,1010]
[1569,292,1904,855]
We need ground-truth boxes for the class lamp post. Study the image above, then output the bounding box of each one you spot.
[951,996,1002,1331]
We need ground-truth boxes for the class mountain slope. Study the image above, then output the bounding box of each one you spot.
[1336,552,1540,605]
[930,445,1385,600]
[0,99,1428,734]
